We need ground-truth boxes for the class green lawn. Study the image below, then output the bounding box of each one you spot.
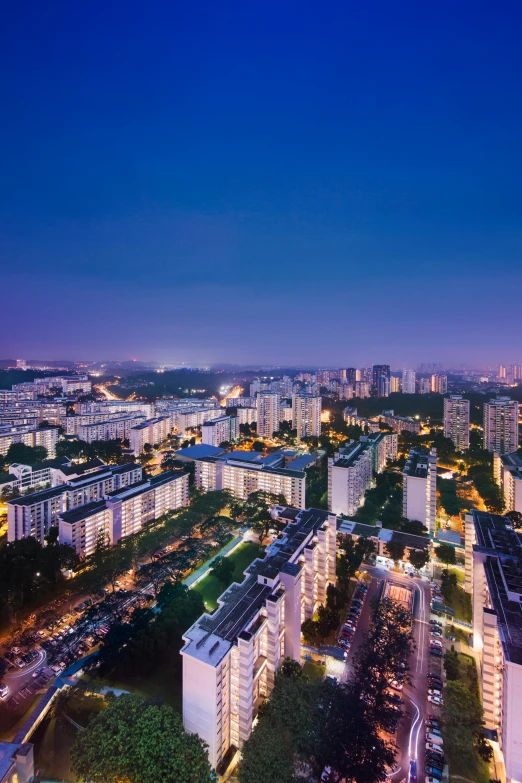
[194,541,264,611]
[445,584,472,623]
[448,566,465,584]
[303,659,325,682]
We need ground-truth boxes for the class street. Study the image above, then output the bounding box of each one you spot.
[343,565,432,781]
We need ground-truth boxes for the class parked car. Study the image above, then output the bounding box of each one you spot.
[425,766,443,780]
[426,733,443,746]
[0,685,8,699]
[428,695,443,706]
[428,687,442,695]
[429,649,443,657]
[426,750,444,763]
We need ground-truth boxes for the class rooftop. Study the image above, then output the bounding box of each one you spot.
[471,509,522,665]
[59,500,107,524]
[403,447,436,479]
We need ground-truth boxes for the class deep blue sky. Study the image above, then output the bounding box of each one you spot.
[1,0,521,367]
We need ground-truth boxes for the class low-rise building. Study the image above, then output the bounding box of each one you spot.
[181,507,337,769]
[0,426,60,457]
[464,509,522,783]
[337,518,431,570]
[381,410,420,434]
[78,415,145,444]
[342,407,380,433]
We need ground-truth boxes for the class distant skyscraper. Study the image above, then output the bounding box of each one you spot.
[498,365,507,380]
[250,378,261,396]
[256,391,280,438]
[16,359,27,370]
[372,365,390,397]
[341,368,356,384]
[390,376,401,393]
[419,378,430,394]
[511,365,522,382]
[402,369,416,394]
[292,394,322,443]
[483,397,519,454]
[430,374,448,394]
[444,395,470,451]
[354,381,371,399]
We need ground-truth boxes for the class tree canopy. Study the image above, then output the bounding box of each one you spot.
[70,693,212,783]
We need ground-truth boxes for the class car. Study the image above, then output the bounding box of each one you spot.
[426,720,441,729]
[36,630,46,638]
[391,680,403,691]
[0,685,8,699]
[32,667,44,678]
[11,647,21,654]
[409,759,417,782]
[30,649,39,659]
[426,733,443,746]
[430,630,443,638]
[429,639,443,647]
[428,681,442,690]
[426,751,444,764]
[426,757,444,771]
[425,766,443,780]
[427,726,442,737]
[428,687,442,696]
[14,658,24,668]
[428,695,443,706]
[426,777,441,783]
[429,648,443,657]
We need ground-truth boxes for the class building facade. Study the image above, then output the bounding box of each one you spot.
[201,415,239,447]
[402,447,437,533]
[291,394,321,443]
[443,395,470,451]
[464,509,522,783]
[494,452,522,514]
[328,440,373,517]
[483,397,519,454]
[401,369,416,394]
[181,508,337,769]
[256,391,280,438]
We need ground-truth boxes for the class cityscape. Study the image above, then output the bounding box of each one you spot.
[0,360,521,783]
[2,1,522,782]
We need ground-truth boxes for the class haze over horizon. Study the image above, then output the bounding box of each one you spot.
[1,1,521,365]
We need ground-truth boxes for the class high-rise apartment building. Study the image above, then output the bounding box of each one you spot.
[201,415,239,447]
[483,397,519,454]
[418,378,430,394]
[328,441,373,517]
[257,391,280,438]
[354,381,370,399]
[401,369,416,394]
[464,510,522,783]
[291,394,321,443]
[372,365,390,397]
[402,447,437,533]
[129,416,172,455]
[430,374,448,394]
[341,368,357,384]
[494,452,522,514]
[390,376,401,393]
[444,395,470,451]
[181,508,337,769]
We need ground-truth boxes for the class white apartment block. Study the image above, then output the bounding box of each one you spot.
[418,378,430,394]
[444,395,470,451]
[257,391,280,438]
[59,470,189,557]
[181,508,337,769]
[354,381,370,398]
[402,447,437,533]
[342,407,380,433]
[328,440,373,517]
[494,452,522,514]
[3,456,105,494]
[364,431,398,472]
[194,451,306,508]
[483,397,519,454]
[430,374,448,394]
[7,462,143,544]
[381,410,421,434]
[129,416,172,455]
[78,415,145,444]
[225,396,257,408]
[0,426,60,457]
[235,407,257,426]
[63,411,140,436]
[175,406,223,436]
[464,510,522,783]
[201,416,239,447]
[75,400,156,418]
[291,394,321,443]
[401,369,416,394]
[279,401,292,422]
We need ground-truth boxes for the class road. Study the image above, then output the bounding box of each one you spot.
[343,566,432,781]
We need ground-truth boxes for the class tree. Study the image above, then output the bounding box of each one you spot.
[301,618,318,645]
[385,538,406,565]
[444,649,460,681]
[252,440,266,452]
[55,438,93,460]
[6,442,48,465]
[409,548,430,571]
[279,657,304,681]
[209,556,235,588]
[316,604,338,640]
[442,680,485,769]
[400,518,428,536]
[436,543,457,567]
[238,719,293,783]
[70,693,212,783]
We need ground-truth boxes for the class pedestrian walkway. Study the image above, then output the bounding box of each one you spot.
[184,533,243,588]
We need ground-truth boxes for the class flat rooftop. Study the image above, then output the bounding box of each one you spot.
[472,509,522,665]
[59,499,106,524]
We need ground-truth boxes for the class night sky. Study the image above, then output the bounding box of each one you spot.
[1,1,521,366]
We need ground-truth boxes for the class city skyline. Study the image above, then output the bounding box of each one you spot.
[2,1,522,365]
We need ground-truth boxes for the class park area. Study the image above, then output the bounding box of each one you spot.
[193,541,264,610]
